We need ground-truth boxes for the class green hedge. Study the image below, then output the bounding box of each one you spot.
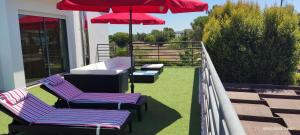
[203,1,300,85]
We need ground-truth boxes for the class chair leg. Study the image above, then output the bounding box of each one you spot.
[128,120,133,133]
[8,130,14,135]
[8,125,15,135]
[8,131,14,135]
[145,102,148,112]
[137,108,142,122]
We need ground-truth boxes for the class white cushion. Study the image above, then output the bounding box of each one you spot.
[70,57,131,75]
[70,69,122,75]
[143,64,164,68]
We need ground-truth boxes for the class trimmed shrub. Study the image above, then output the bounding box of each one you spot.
[203,1,300,84]
[257,6,300,84]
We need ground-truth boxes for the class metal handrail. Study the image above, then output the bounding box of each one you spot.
[200,42,246,135]
[97,41,202,65]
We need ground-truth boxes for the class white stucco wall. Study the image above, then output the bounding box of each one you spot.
[0,0,108,91]
[86,12,110,63]
[0,1,16,91]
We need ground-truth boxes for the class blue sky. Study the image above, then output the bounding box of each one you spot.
[108,0,300,35]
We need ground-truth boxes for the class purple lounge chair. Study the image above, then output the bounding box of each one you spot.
[39,75,147,121]
[0,88,132,135]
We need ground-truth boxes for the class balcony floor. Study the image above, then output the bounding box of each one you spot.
[0,67,201,135]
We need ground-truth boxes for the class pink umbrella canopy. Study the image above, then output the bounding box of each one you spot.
[91,13,165,25]
[57,0,208,13]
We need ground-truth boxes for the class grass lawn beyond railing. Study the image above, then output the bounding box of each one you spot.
[0,67,201,135]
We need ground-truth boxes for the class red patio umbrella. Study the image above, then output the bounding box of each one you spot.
[57,0,208,13]
[91,13,165,93]
[56,0,208,93]
[91,13,165,25]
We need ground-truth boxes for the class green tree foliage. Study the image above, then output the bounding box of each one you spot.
[295,73,300,85]
[109,35,113,43]
[150,29,165,45]
[115,47,128,56]
[110,32,129,48]
[151,30,164,42]
[134,32,147,41]
[191,16,208,41]
[144,34,155,43]
[203,1,300,84]
[163,27,176,41]
[133,28,175,43]
[299,14,300,27]
[180,50,193,65]
[260,5,300,84]
[180,29,193,41]
[169,37,182,49]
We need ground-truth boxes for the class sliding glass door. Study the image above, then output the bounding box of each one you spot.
[19,15,69,83]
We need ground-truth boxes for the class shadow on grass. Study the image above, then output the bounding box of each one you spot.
[188,67,201,135]
[128,97,181,135]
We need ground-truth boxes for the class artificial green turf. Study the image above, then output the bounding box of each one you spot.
[0,67,201,135]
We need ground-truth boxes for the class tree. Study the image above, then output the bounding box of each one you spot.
[299,14,300,27]
[191,16,208,41]
[150,29,165,45]
[135,32,147,41]
[180,29,193,41]
[110,32,129,48]
[163,27,176,41]
[150,30,162,41]
[144,34,155,43]
[132,34,138,42]
[109,35,113,43]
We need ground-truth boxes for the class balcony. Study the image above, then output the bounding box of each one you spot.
[0,66,202,135]
[1,42,300,135]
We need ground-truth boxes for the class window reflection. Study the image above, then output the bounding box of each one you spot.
[19,15,69,83]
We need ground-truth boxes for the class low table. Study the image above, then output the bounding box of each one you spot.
[141,64,164,74]
[133,71,159,83]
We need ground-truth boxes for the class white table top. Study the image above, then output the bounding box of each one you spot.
[142,64,164,68]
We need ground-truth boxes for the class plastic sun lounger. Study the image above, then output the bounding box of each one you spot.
[39,75,148,121]
[0,88,132,135]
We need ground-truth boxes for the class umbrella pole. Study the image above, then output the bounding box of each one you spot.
[129,7,135,93]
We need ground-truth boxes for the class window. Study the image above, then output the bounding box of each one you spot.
[19,15,69,84]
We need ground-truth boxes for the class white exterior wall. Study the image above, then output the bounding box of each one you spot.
[0,1,16,91]
[86,12,110,63]
[0,0,108,91]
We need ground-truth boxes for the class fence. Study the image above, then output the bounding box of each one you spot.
[97,41,202,66]
[199,42,246,135]
[96,43,113,62]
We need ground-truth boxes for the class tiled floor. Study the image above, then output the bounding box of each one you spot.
[226,88,300,135]
[232,103,273,117]
[241,120,291,135]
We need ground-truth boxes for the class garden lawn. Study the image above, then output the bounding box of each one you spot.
[0,67,200,135]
